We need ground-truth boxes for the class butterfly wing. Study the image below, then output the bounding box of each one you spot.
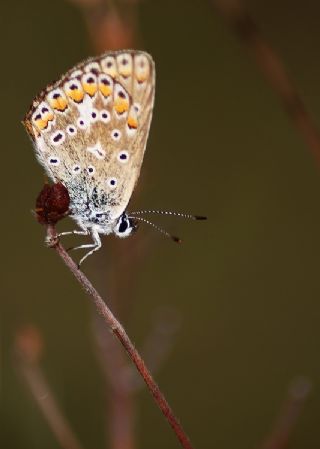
[23,50,155,221]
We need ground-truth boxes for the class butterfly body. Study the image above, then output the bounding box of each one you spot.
[24,50,154,263]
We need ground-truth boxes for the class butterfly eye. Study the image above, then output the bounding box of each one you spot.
[114,213,137,238]
[118,218,128,233]
[118,151,129,163]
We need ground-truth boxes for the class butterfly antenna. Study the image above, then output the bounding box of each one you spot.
[129,216,182,243]
[130,210,207,220]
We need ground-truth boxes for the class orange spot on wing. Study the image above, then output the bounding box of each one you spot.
[33,109,54,130]
[99,83,112,97]
[43,111,54,122]
[119,67,132,78]
[114,98,129,114]
[49,97,68,112]
[66,88,84,103]
[136,73,148,83]
[83,82,98,97]
[135,56,150,84]
[127,116,138,129]
[34,118,48,130]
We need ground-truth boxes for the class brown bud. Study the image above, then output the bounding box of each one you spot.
[35,182,70,225]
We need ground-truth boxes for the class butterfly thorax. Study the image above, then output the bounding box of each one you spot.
[65,180,115,233]
[64,177,136,238]
[71,208,114,235]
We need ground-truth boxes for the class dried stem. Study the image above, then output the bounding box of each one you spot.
[46,224,194,449]
[128,307,181,392]
[93,233,169,449]
[93,313,136,449]
[212,0,320,168]
[15,326,84,449]
[109,387,136,449]
[259,377,312,449]
[67,0,140,52]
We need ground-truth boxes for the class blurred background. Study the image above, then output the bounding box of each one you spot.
[2,0,320,448]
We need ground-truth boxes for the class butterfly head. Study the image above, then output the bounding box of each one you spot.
[113,211,138,238]
[81,210,138,237]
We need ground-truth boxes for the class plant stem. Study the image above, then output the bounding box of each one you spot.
[46,225,194,449]
[259,377,312,449]
[15,326,84,449]
[212,0,320,168]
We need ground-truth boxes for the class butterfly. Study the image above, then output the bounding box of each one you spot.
[23,50,205,266]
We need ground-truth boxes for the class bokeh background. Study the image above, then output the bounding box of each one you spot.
[2,1,320,448]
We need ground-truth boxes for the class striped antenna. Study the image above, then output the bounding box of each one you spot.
[130,210,207,220]
[129,216,182,243]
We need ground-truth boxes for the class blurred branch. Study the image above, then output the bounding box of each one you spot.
[93,313,129,393]
[211,0,320,168]
[93,232,154,449]
[46,224,194,449]
[92,290,180,449]
[128,306,181,392]
[67,0,140,52]
[259,377,312,449]
[94,243,179,448]
[93,314,135,449]
[94,305,180,392]
[14,326,84,449]
[109,388,136,449]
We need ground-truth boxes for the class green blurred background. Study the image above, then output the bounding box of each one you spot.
[2,0,320,448]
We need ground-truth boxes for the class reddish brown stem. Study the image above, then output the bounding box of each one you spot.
[109,388,136,449]
[93,313,136,449]
[259,377,312,449]
[15,326,84,449]
[67,0,140,52]
[46,225,194,449]
[212,0,320,168]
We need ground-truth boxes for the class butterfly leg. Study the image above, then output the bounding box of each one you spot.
[58,228,89,238]
[56,226,89,251]
[67,229,102,268]
[45,227,89,248]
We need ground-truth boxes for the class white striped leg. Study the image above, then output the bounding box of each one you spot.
[68,229,102,267]
[45,227,89,248]
[58,229,89,238]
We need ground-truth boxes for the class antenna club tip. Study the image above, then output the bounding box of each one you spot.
[172,236,182,243]
[194,215,207,220]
